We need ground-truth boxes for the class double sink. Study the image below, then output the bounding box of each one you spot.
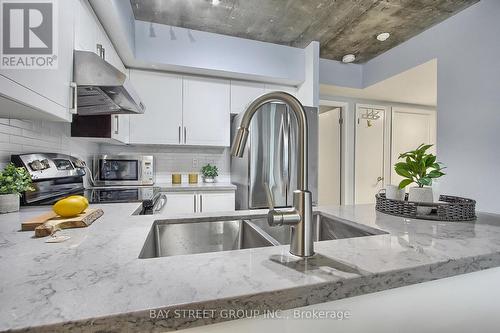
[139,213,384,258]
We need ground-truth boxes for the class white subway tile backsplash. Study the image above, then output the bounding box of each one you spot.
[99,144,231,182]
[0,118,99,169]
[0,117,231,183]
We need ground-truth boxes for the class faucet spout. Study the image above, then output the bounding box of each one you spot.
[231,91,314,257]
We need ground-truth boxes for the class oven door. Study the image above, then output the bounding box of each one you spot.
[93,155,144,186]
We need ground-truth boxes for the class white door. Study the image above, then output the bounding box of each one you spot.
[318,107,341,206]
[198,192,235,213]
[161,193,197,215]
[183,76,230,146]
[230,80,265,114]
[0,0,75,109]
[129,70,183,144]
[355,105,386,204]
[391,107,437,186]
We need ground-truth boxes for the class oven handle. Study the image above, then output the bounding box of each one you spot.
[153,194,167,214]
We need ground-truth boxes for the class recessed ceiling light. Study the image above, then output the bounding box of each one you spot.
[342,54,356,63]
[211,0,220,5]
[376,32,390,41]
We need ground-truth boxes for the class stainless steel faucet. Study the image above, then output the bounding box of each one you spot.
[231,91,314,257]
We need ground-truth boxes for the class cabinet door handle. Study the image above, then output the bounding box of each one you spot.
[102,47,106,60]
[184,127,187,144]
[70,82,77,114]
[114,115,119,134]
[96,44,103,57]
[178,126,181,144]
[194,194,197,213]
[200,194,203,213]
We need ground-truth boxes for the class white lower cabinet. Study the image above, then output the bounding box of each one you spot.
[161,191,235,215]
[163,193,198,215]
[198,191,236,213]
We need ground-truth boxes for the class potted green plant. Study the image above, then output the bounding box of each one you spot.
[0,163,33,213]
[394,144,445,214]
[201,163,219,183]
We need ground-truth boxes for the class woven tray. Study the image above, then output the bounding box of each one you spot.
[375,193,476,221]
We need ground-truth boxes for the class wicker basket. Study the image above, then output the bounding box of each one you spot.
[375,193,476,221]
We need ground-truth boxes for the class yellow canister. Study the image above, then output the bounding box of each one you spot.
[188,173,199,184]
[171,173,182,184]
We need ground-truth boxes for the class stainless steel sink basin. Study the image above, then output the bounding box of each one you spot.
[249,213,380,245]
[139,213,384,258]
[139,220,276,258]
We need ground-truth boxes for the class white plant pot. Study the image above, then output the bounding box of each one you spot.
[385,185,406,201]
[0,193,20,214]
[408,187,433,215]
[203,177,216,183]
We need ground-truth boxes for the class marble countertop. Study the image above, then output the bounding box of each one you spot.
[1,203,500,332]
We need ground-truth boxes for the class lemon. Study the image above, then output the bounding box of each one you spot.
[67,195,89,209]
[53,197,86,218]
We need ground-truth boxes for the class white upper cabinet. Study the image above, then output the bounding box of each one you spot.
[265,83,298,98]
[111,114,130,144]
[230,80,265,115]
[183,76,230,147]
[74,0,96,52]
[74,0,125,73]
[0,0,76,121]
[95,24,126,73]
[128,70,183,145]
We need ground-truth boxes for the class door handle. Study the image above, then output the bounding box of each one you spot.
[178,126,181,144]
[114,115,119,134]
[194,194,197,213]
[200,194,203,213]
[96,44,103,58]
[70,82,77,114]
[184,127,187,144]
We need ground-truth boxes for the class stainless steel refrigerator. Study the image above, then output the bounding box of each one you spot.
[231,102,318,210]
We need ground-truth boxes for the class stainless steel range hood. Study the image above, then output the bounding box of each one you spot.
[73,50,145,115]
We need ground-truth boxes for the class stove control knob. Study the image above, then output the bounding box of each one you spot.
[40,159,50,170]
[73,159,86,168]
[29,160,43,171]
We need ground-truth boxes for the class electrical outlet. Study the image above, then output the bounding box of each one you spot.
[192,159,198,168]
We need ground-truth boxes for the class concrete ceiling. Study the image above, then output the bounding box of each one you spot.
[320,59,437,106]
[130,0,478,63]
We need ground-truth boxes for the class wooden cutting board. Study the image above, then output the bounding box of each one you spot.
[21,209,104,237]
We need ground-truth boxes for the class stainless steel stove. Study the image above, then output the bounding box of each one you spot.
[12,153,164,214]
[84,186,158,204]
[12,153,86,205]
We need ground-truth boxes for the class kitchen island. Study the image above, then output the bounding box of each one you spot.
[1,204,500,332]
